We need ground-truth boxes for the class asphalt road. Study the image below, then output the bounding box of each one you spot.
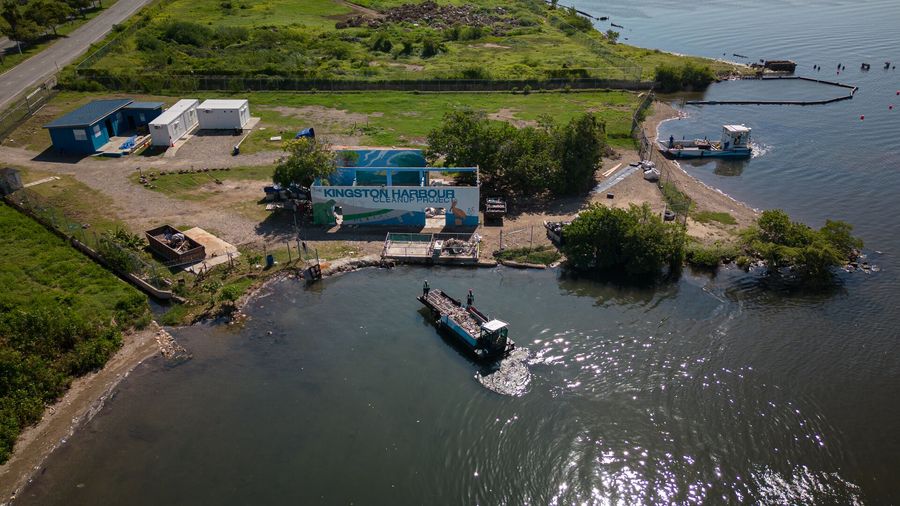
[0,0,151,111]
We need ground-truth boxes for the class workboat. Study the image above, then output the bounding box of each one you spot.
[418,288,514,360]
[659,124,752,159]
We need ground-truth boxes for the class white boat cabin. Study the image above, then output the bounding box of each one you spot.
[721,124,751,150]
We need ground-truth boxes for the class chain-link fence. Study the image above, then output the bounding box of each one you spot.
[5,189,172,290]
[0,76,57,142]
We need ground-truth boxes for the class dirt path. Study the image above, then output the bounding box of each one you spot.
[0,323,165,504]
[0,146,286,245]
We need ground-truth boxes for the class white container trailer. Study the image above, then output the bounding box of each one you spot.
[149,99,199,147]
[197,99,250,130]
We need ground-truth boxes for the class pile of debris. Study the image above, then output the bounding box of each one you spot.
[162,232,192,253]
[337,1,517,31]
[155,327,191,360]
[441,237,478,256]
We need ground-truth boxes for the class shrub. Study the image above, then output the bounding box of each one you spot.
[654,62,716,92]
[421,37,443,58]
[161,21,213,47]
[370,31,392,53]
[562,203,686,277]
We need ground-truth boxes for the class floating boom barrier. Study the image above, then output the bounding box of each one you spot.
[686,76,858,106]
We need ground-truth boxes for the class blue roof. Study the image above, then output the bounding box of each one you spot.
[124,101,164,110]
[43,99,133,129]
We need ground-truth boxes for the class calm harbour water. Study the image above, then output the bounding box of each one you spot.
[16,1,900,504]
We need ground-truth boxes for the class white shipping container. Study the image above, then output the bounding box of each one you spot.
[197,99,250,130]
[149,99,200,147]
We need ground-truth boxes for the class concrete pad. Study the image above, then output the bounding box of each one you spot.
[182,227,239,258]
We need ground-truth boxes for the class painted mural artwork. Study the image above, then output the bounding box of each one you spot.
[312,149,479,227]
[311,186,479,227]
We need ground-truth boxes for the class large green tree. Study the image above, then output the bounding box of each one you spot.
[272,138,337,188]
[26,0,73,36]
[425,109,607,199]
[563,203,686,277]
[1,0,41,54]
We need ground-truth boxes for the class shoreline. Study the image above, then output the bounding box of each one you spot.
[0,324,164,505]
[644,100,760,230]
[0,99,766,505]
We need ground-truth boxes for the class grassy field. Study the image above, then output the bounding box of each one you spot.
[5,89,642,153]
[77,0,736,82]
[16,168,124,233]
[0,202,146,318]
[0,1,120,74]
[240,89,642,152]
[130,165,274,200]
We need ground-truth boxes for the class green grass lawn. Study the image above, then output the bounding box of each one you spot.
[240,89,641,153]
[0,202,146,318]
[131,165,274,200]
[20,169,124,233]
[0,1,120,75]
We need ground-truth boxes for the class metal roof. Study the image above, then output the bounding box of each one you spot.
[198,99,248,110]
[482,319,508,332]
[124,101,164,110]
[150,99,199,125]
[723,124,751,133]
[43,99,133,129]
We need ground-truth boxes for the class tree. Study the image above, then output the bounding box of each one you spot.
[65,0,92,19]
[605,29,619,43]
[272,138,338,188]
[26,0,73,37]
[562,203,686,277]
[742,209,863,281]
[552,112,606,196]
[1,1,41,54]
[426,109,607,199]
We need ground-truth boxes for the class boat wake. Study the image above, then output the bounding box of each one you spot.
[751,141,772,158]
[475,348,531,397]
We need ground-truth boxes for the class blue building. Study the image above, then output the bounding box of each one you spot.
[43,99,163,154]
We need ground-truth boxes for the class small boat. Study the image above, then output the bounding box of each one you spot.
[610,22,624,28]
[659,124,752,159]
[418,288,514,360]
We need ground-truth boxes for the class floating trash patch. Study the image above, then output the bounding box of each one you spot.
[476,348,531,397]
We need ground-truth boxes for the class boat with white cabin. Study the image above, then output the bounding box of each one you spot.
[659,124,752,159]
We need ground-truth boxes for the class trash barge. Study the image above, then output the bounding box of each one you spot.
[418,287,514,360]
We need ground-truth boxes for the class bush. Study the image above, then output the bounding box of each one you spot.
[496,245,561,265]
[161,21,213,47]
[370,31,392,53]
[562,203,686,277]
[421,37,442,58]
[654,62,716,92]
[741,209,863,280]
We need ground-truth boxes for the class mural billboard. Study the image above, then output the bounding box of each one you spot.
[312,185,479,227]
